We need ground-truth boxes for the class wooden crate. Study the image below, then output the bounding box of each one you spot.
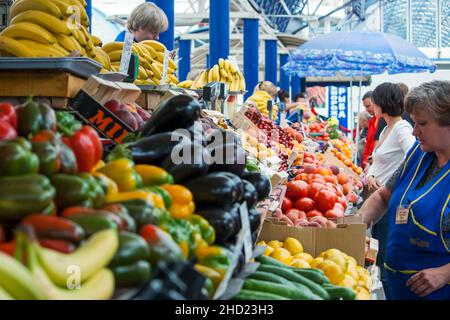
[0,71,86,108]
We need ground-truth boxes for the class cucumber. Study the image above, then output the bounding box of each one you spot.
[323,284,356,300]
[258,265,330,300]
[243,279,322,300]
[256,255,330,284]
[291,268,330,285]
[233,289,289,300]
[248,271,294,286]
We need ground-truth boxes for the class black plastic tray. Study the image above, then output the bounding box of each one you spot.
[0,57,102,79]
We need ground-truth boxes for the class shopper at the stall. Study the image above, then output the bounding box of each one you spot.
[115,2,169,42]
[361,91,379,168]
[251,81,279,120]
[277,89,304,111]
[356,110,371,166]
[358,80,450,300]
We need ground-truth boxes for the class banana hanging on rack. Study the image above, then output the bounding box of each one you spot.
[140,39,166,52]
[9,0,64,20]
[0,21,57,45]
[17,39,69,57]
[10,10,73,36]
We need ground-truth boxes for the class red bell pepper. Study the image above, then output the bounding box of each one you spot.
[62,125,103,172]
[38,238,76,254]
[0,241,15,256]
[0,119,17,141]
[0,103,17,130]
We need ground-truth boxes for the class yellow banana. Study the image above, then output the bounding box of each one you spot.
[218,58,224,69]
[102,41,123,54]
[145,68,154,78]
[50,0,76,17]
[219,75,227,83]
[219,67,228,79]
[137,65,148,79]
[138,43,157,59]
[0,251,42,300]
[71,27,86,48]
[17,39,68,57]
[0,286,14,300]
[154,50,165,63]
[0,35,35,57]
[91,34,102,47]
[1,21,57,45]
[79,25,94,53]
[149,63,162,79]
[168,73,179,84]
[212,65,220,82]
[224,59,230,73]
[68,0,89,27]
[140,39,166,52]
[11,10,72,36]
[55,33,82,53]
[10,0,64,20]
[93,47,111,69]
[207,68,213,83]
[38,229,118,287]
[107,50,122,62]
[149,76,160,85]
[238,71,246,91]
[229,61,237,74]
[177,80,193,88]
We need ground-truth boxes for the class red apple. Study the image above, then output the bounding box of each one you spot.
[115,109,138,130]
[104,99,122,113]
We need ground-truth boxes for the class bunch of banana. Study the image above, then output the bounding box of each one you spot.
[177,79,194,89]
[0,228,118,300]
[189,58,245,91]
[246,90,278,120]
[102,40,179,86]
[0,0,110,69]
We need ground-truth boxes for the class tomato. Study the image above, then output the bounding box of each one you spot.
[286,180,308,200]
[324,209,345,219]
[286,208,306,220]
[295,197,315,212]
[315,167,332,177]
[324,175,338,184]
[307,182,325,199]
[282,196,293,213]
[310,178,326,185]
[306,210,323,218]
[294,173,309,182]
[303,165,316,174]
[337,172,349,185]
[314,189,337,213]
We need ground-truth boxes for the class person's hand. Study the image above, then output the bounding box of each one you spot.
[406,267,450,297]
[367,176,380,194]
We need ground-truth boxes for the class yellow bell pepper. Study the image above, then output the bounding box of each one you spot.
[150,192,165,209]
[105,190,154,204]
[160,184,195,218]
[194,264,222,288]
[91,160,105,173]
[98,158,142,192]
[135,165,174,186]
[92,172,119,196]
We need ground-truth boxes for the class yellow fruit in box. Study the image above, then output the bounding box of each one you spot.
[267,240,283,249]
[319,248,344,260]
[345,261,360,281]
[270,248,292,265]
[283,237,303,255]
[310,257,324,268]
[359,274,372,291]
[356,266,370,278]
[316,260,345,285]
[327,254,347,271]
[248,136,258,147]
[355,287,371,300]
[339,274,358,289]
[256,241,274,256]
[291,259,311,268]
[293,252,314,264]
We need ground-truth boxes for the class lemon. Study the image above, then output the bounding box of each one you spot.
[256,241,274,256]
[310,257,324,268]
[283,237,303,255]
[319,248,344,260]
[355,287,371,300]
[291,259,311,268]
[327,254,347,271]
[256,241,266,247]
[339,274,357,289]
[267,240,283,249]
[345,261,359,281]
[293,252,314,264]
[270,248,293,265]
[316,260,345,285]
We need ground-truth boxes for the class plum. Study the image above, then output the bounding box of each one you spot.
[115,109,138,130]
[131,112,144,129]
[135,105,150,121]
[104,99,123,114]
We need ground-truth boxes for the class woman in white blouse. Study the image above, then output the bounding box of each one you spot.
[366,83,416,194]
[364,82,416,299]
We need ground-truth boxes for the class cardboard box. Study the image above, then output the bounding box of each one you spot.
[257,219,367,265]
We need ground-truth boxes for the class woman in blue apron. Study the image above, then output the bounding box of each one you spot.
[358,80,450,300]
[115,2,168,42]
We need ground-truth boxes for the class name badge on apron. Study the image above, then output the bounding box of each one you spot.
[395,205,409,224]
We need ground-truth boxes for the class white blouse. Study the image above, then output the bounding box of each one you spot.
[367,119,416,185]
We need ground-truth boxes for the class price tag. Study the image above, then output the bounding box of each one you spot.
[119,30,134,74]
[160,49,170,85]
[240,202,253,263]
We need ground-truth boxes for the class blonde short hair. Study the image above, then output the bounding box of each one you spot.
[127,2,169,34]
[254,81,277,97]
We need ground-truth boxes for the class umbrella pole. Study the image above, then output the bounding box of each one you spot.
[354,76,363,164]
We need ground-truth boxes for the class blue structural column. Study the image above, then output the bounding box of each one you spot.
[265,40,277,85]
[300,77,306,93]
[244,18,259,100]
[86,0,92,32]
[209,0,230,65]
[291,76,300,96]
[178,40,191,81]
[152,0,175,50]
[279,54,289,92]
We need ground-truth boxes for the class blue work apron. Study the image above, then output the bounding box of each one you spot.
[385,142,450,300]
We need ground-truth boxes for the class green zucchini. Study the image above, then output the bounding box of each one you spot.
[291,268,330,285]
[256,254,291,268]
[248,271,294,286]
[233,289,289,300]
[323,283,356,300]
[243,279,322,300]
[258,264,330,300]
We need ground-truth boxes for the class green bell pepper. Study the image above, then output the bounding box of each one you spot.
[111,260,151,288]
[16,98,56,138]
[144,186,172,209]
[0,137,39,176]
[50,174,93,210]
[77,173,105,209]
[109,231,150,267]
[116,199,170,230]
[0,174,55,222]
[185,214,215,246]
[160,218,196,259]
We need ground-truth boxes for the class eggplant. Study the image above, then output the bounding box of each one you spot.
[140,95,201,136]
[129,132,183,165]
[208,142,246,176]
[209,172,244,203]
[241,170,271,201]
[228,202,242,236]
[159,141,211,183]
[183,173,239,208]
[196,207,236,244]
[241,180,258,208]
[248,207,262,233]
[205,129,240,146]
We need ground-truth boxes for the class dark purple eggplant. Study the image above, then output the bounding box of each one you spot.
[248,207,262,233]
[208,142,246,176]
[196,207,236,244]
[129,132,181,165]
[209,172,243,203]
[241,180,258,208]
[241,170,271,201]
[139,95,201,136]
